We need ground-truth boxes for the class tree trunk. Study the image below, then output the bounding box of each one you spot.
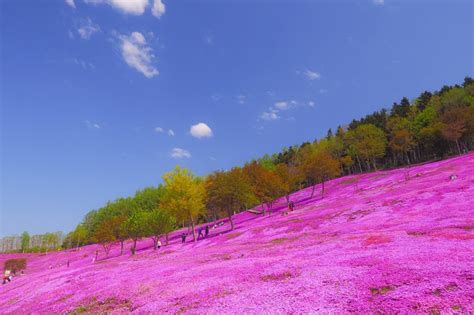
[356,156,363,173]
[228,213,234,230]
[311,185,316,198]
[120,241,124,255]
[456,139,461,155]
[131,239,137,255]
[191,219,196,242]
[321,180,325,197]
[166,233,169,245]
[261,204,266,216]
[153,237,158,250]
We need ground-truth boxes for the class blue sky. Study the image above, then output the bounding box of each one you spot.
[1,0,472,236]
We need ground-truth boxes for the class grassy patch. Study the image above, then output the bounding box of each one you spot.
[432,282,458,296]
[226,232,242,240]
[339,178,359,185]
[382,199,401,206]
[462,225,474,231]
[406,231,427,237]
[261,271,296,282]
[270,237,290,244]
[370,286,395,295]
[68,297,131,314]
[451,305,462,311]
[363,235,391,246]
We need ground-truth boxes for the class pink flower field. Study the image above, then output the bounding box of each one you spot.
[1,154,473,314]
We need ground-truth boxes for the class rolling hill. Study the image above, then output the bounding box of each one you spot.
[1,153,473,314]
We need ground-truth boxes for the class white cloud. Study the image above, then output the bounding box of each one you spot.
[65,0,76,8]
[260,99,314,122]
[373,0,384,5]
[168,129,175,136]
[155,127,164,133]
[274,101,290,110]
[211,94,221,102]
[190,123,213,139]
[170,148,191,159]
[118,31,159,78]
[77,18,100,40]
[236,95,246,104]
[260,110,280,121]
[151,0,165,18]
[84,120,100,129]
[73,58,95,70]
[303,69,321,80]
[84,0,149,15]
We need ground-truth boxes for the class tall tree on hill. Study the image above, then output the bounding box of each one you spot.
[260,169,288,215]
[345,124,387,170]
[160,166,206,242]
[134,186,165,212]
[92,219,116,257]
[205,168,256,229]
[301,150,340,198]
[20,232,30,253]
[440,106,471,154]
[110,215,128,255]
[123,211,149,255]
[243,161,269,214]
[274,163,302,202]
[146,209,176,249]
[388,117,414,164]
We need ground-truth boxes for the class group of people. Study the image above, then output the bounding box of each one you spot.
[181,225,211,243]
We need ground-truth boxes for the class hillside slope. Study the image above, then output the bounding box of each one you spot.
[1,154,473,314]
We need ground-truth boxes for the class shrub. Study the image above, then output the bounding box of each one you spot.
[4,258,27,274]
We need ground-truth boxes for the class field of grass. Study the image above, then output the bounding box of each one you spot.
[1,153,473,313]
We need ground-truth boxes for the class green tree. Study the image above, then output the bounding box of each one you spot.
[146,209,176,249]
[301,150,340,198]
[123,211,149,255]
[387,117,414,164]
[160,166,206,242]
[440,106,471,154]
[92,219,116,257]
[345,124,387,170]
[110,215,128,255]
[206,168,256,229]
[274,163,302,202]
[20,232,30,253]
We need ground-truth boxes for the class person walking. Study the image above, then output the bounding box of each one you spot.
[157,240,162,249]
[181,233,187,243]
[198,227,204,239]
[205,225,209,237]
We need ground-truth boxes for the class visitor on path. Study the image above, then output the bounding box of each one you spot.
[157,240,162,249]
[181,233,187,243]
[205,225,209,237]
[2,270,12,284]
[198,227,204,239]
[289,201,295,212]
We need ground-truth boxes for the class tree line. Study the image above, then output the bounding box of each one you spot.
[0,232,64,253]
[4,77,473,256]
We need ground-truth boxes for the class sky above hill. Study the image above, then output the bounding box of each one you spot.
[1,0,473,236]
